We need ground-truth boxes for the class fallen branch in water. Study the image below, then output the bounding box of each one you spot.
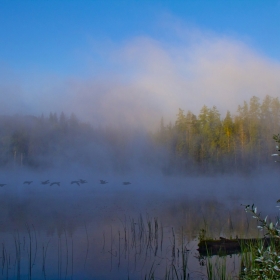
[198,236,278,256]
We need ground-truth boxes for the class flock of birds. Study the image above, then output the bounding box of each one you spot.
[0,180,132,187]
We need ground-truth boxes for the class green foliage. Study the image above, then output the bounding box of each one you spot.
[155,95,280,173]
[273,133,280,144]
[242,204,280,279]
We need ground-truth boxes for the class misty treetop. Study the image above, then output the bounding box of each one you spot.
[0,95,279,174]
[0,112,87,168]
[0,112,142,172]
[154,95,280,173]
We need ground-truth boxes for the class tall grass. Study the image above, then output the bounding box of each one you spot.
[2,209,278,279]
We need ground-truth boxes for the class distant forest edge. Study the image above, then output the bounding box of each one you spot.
[0,95,279,174]
[0,112,150,172]
[154,95,280,173]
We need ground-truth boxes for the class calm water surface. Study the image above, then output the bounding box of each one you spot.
[0,168,279,279]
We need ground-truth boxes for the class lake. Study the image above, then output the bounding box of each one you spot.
[0,167,279,279]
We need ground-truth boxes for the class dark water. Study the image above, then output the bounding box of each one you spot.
[0,168,279,279]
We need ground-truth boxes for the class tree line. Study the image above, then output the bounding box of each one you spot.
[0,95,279,174]
[0,112,89,168]
[154,95,280,174]
[0,112,140,172]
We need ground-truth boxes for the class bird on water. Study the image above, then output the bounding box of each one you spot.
[41,180,50,185]
[50,182,60,186]
[71,181,80,186]
[23,181,33,185]
[100,180,108,184]
[0,184,6,187]
[123,182,131,185]
[79,179,87,184]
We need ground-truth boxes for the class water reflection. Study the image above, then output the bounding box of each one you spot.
[0,169,278,279]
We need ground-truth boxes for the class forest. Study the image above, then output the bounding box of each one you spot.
[0,112,140,172]
[0,95,279,174]
[154,95,280,174]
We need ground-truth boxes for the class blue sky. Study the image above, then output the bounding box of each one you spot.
[1,0,280,127]
[1,0,280,74]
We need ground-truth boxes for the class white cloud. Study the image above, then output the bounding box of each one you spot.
[1,26,280,129]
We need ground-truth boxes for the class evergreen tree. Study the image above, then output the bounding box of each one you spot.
[248,96,261,145]
[175,108,187,156]
[222,111,234,153]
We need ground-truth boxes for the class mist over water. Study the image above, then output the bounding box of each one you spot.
[1,166,279,230]
[0,162,279,279]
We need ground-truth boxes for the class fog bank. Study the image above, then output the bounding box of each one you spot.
[1,26,280,129]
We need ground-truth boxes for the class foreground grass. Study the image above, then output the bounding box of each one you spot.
[1,205,279,279]
[239,203,280,279]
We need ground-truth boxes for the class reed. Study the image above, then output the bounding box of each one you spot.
[1,210,274,280]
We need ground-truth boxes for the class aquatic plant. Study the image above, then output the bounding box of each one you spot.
[241,203,280,279]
